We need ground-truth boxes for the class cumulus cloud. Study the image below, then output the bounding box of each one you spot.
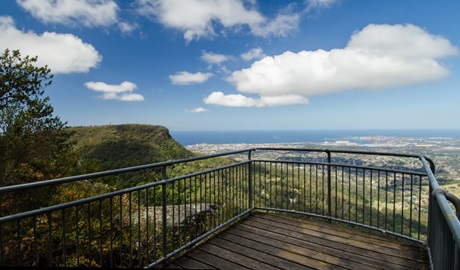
[170,71,213,85]
[0,16,101,73]
[137,0,299,42]
[186,107,209,113]
[201,51,231,65]
[16,0,119,28]
[85,81,144,101]
[203,91,308,107]
[241,47,266,61]
[204,24,457,108]
[228,24,458,98]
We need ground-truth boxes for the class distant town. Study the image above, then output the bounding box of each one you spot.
[186,135,460,197]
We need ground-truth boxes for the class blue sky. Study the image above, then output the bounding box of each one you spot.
[1,0,459,131]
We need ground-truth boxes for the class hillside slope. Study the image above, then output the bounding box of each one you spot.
[68,124,193,170]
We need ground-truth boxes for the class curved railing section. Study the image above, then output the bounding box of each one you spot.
[250,148,430,241]
[0,148,458,269]
[421,157,460,270]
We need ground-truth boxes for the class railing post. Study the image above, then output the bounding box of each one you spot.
[326,149,332,221]
[161,166,168,266]
[422,156,436,262]
[446,192,460,269]
[248,149,253,210]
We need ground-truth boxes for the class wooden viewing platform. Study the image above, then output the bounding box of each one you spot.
[166,212,430,269]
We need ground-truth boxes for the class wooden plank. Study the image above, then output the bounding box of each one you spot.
[244,216,426,269]
[222,229,367,270]
[231,223,413,270]
[214,232,341,269]
[184,248,249,270]
[252,214,421,257]
[249,214,427,262]
[270,217,426,263]
[270,214,429,264]
[170,254,215,269]
[210,236,315,270]
[259,213,424,251]
[197,242,280,270]
[248,215,426,268]
[276,213,424,248]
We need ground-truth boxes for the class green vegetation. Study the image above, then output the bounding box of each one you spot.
[68,124,193,171]
[66,124,237,190]
[0,49,79,215]
[0,49,76,186]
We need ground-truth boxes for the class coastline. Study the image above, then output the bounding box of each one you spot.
[171,129,460,146]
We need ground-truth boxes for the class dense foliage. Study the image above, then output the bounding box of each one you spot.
[0,49,80,214]
[68,124,193,171]
[0,49,76,186]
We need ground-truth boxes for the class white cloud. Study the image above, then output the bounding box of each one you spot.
[201,51,230,65]
[250,4,300,38]
[203,91,308,107]
[204,92,255,107]
[228,24,458,98]
[241,47,266,61]
[85,81,144,101]
[305,0,341,12]
[119,22,138,34]
[170,71,213,85]
[186,107,209,113]
[118,93,145,102]
[16,0,119,28]
[0,16,101,74]
[137,0,299,42]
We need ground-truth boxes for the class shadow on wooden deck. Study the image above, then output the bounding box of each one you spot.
[165,212,429,269]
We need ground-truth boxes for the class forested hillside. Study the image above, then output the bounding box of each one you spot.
[68,124,193,170]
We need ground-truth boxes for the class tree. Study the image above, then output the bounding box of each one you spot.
[0,49,76,190]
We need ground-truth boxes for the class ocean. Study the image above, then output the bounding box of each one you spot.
[170,129,460,146]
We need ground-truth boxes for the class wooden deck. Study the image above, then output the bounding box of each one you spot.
[166,212,429,269]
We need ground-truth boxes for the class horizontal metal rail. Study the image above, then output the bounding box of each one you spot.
[0,149,253,195]
[253,147,426,159]
[0,148,458,269]
[254,158,428,176]
[0,161,251,224]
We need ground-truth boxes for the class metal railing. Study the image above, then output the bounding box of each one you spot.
[0,148,459,269]
[421,157,460,270]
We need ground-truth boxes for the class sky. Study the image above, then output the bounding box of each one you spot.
[1,0,459,131]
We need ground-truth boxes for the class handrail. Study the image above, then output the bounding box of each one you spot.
[251,147,434,172]
[0,147,431,195]
[253,147,425,159]
[0,161,251,224]
[253,158,428,176]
